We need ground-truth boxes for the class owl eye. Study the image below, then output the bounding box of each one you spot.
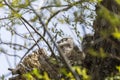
[57,41,61,44]
[65,38,68,41]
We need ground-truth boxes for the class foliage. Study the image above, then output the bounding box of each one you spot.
[0,0,120,80]
[105,66,120,80]
[23,68,50,80]
[23,67,90,80]
[115,0,120,5]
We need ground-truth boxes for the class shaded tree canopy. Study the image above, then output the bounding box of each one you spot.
[0,0,120,80]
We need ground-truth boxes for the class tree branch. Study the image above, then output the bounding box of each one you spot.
[3,0,80,79]
[0,41,28,50]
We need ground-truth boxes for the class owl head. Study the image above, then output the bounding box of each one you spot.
[57,37,74,54]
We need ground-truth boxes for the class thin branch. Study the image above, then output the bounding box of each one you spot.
[41,5,69,9]
[12,29,34,40]
[46,5,72,26]
[3,0,80,79]
[46,0,83,26]
[40,4,81,79]
[29,5,46,36]
[5,54,12,67]
[43,27,80,80]
[1,51,21,59]
[0,41,29,50]
[20,19,40,49]
[19,37,41,63]
[3,1,57,64]
[7,27,34,40]
[20,17,58,62]
[41,0,83,10]
[0,16,13,20]
[27,5,59,62]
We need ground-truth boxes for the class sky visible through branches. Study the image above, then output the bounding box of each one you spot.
[0,0,95,79]
[0,0,46,78]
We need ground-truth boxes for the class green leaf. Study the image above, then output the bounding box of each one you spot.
[98,6,120,27]
[32,68,42,79]
[23,73,34,80]
[116,66,120,72]
[112,32,120,39]
[90,0,102,3]
[14,13,22,18]
[0,3,4,7]
[115,0,120,5]
[73,66,91,80]
[12,11,22,18]
[67,72,75,80]
[43,72,50,80]
[12,0,19,6]
[30,16,38,22]
[99,48,107,58]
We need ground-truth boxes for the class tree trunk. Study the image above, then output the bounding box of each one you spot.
[83,1,120,80]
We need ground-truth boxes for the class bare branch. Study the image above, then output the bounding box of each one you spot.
[41,5,69,9]
[46,0,84,26]
[46,5,72,26]
[20,19,40,49]
[0,41,28,50]
[0,50,21,59]
[3,0,80,79]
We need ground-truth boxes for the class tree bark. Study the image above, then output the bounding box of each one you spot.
[83,1,120,80]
